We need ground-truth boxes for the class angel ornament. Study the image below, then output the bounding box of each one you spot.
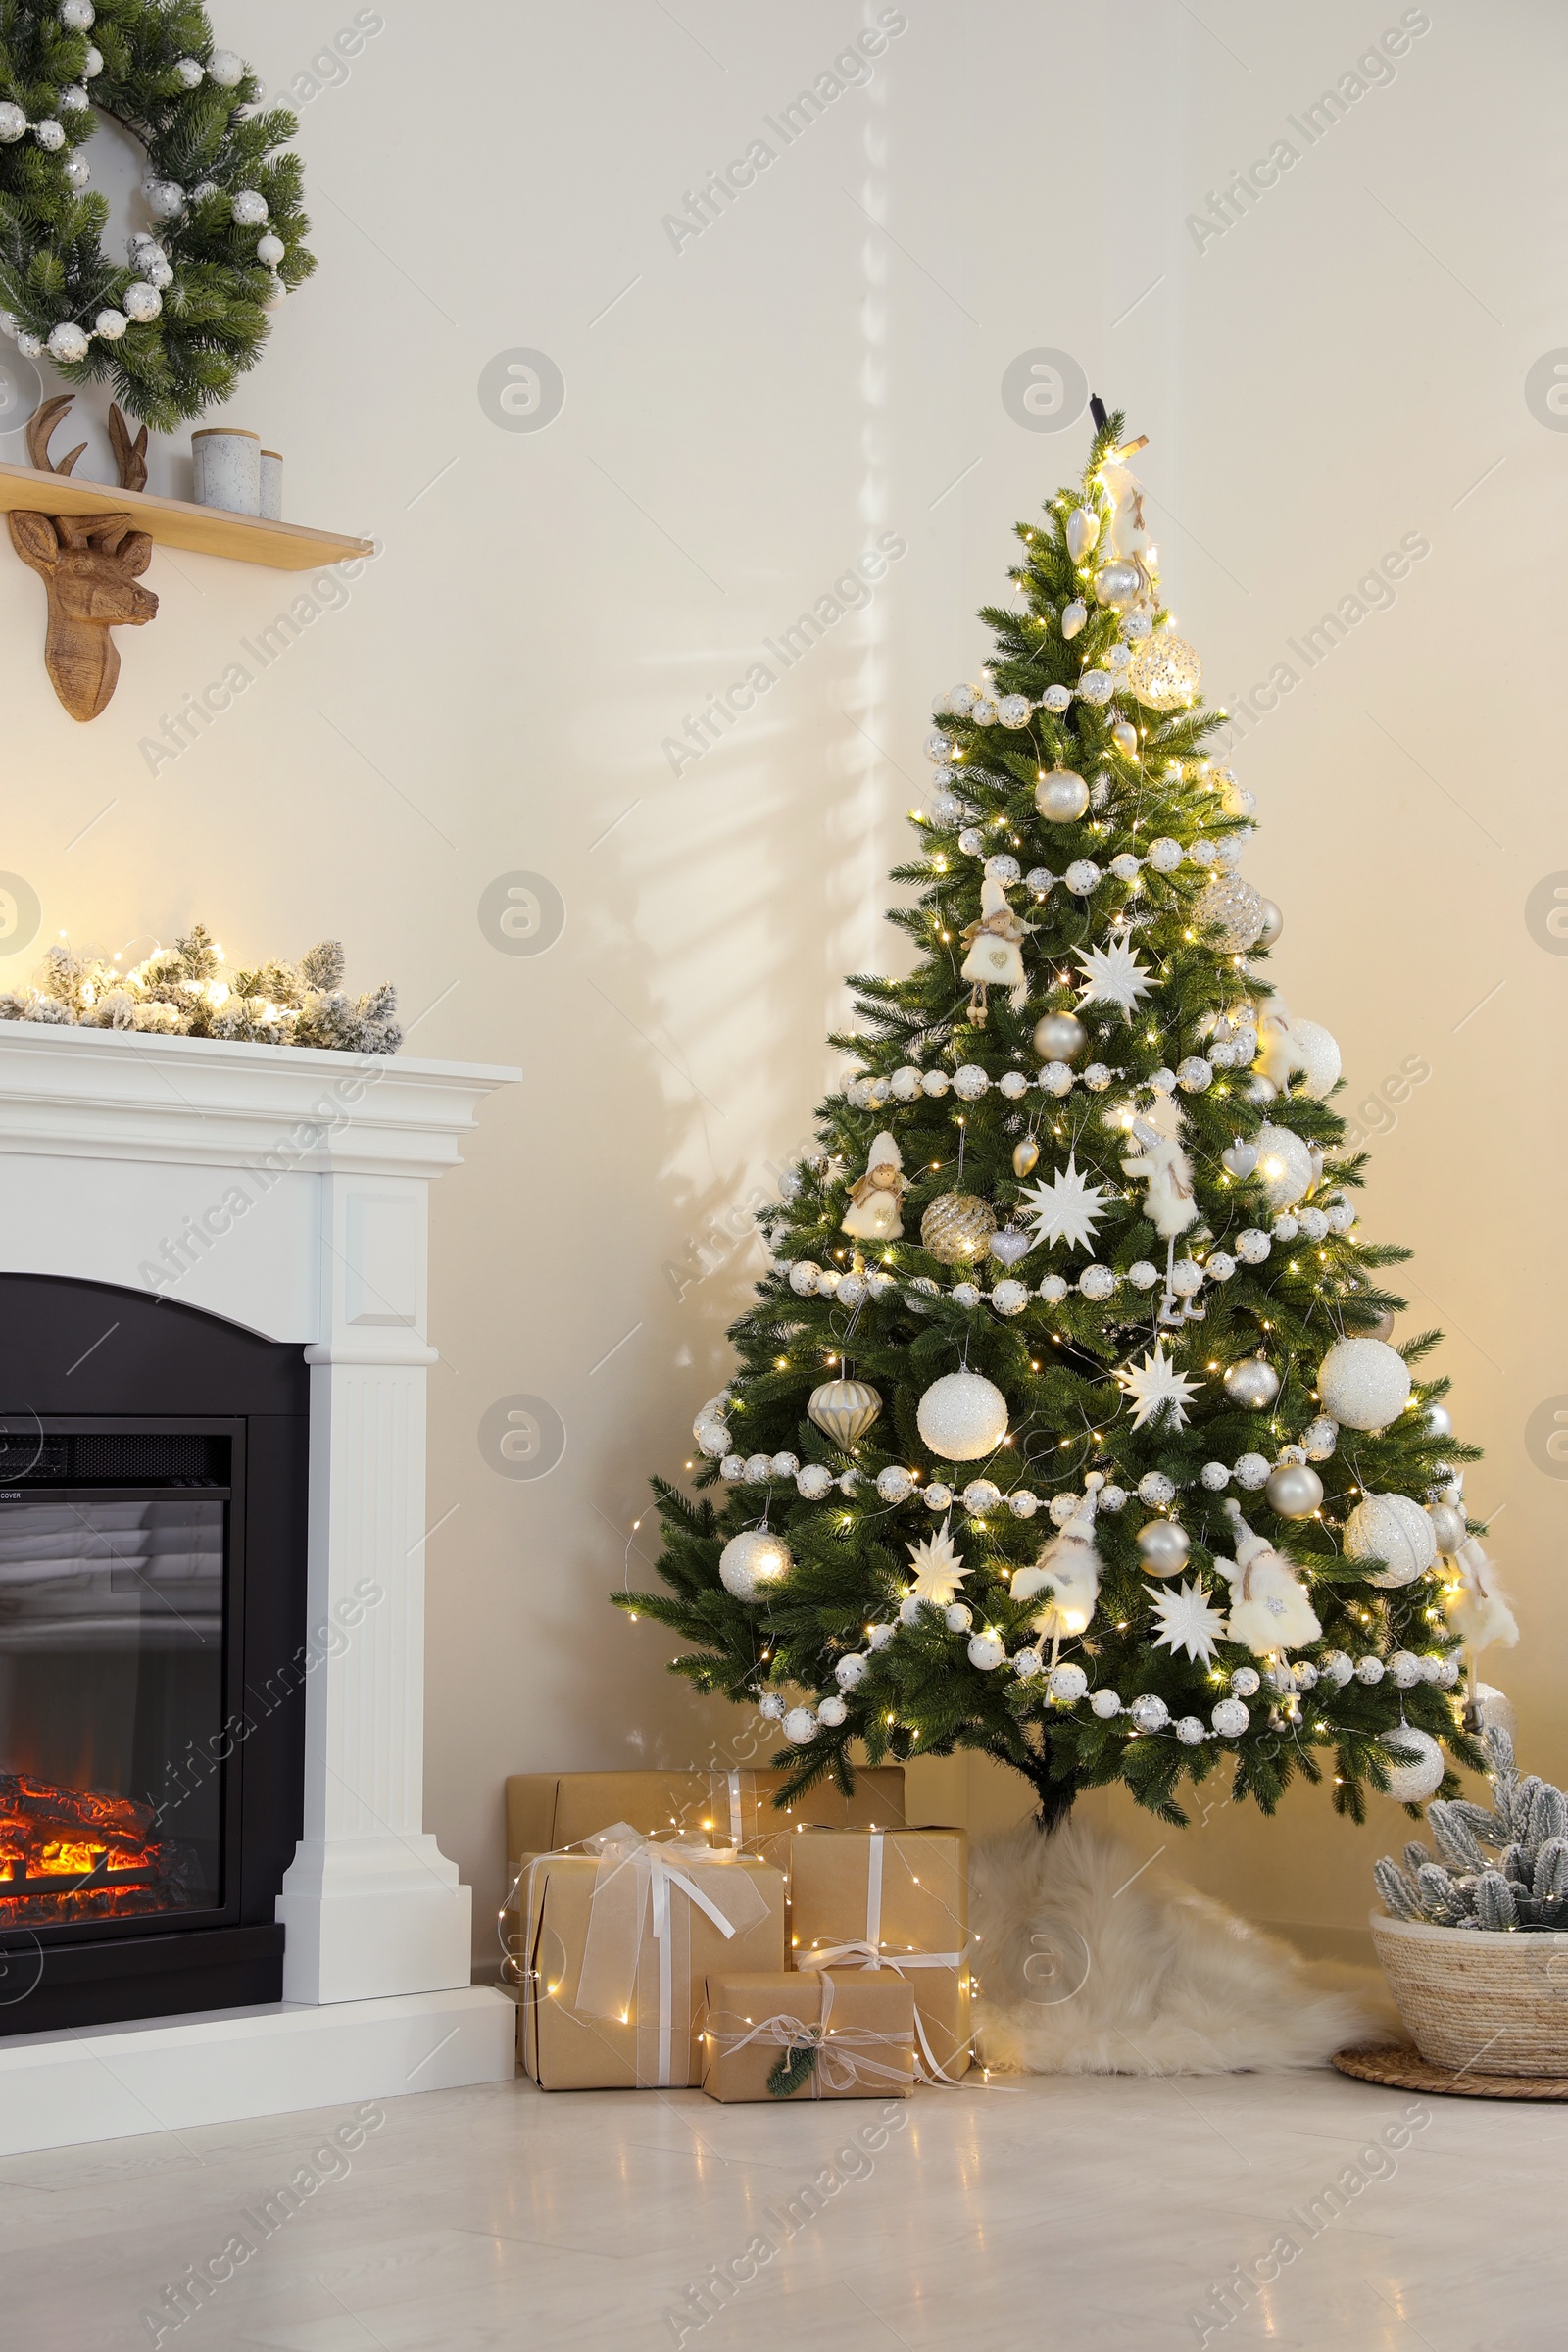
[960,876,1034,1024]
[841,1131,907,1242]
[1010,1473,1105,1641]
[1121,1113,1200,1326]
[1211,1502,1321,1656]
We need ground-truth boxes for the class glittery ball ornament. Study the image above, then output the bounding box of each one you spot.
[807,1378,883,1447]
[1035,767,1090,823]
[916,1371,1009,1461]
[1316,1336,1411,1431]
[1344,1491,1438,1588]
[718,1529,793,1600]
[1124,632,1201,709]
[1223,1357,1280,1410]
[1380,1724,1446,1803]
[920,1192,998,1265]
[1192,873,1266,953]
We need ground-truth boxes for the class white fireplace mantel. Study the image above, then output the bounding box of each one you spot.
[0,1022,521,2154]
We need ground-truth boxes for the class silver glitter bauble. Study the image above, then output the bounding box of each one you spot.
[1381,1725,1446,1804]
[1212,1698,1250,1738]
[1256,899,1284,948]
[1230,1666,1261,1697]
[808,1378,883,1447]
[1049,1662,1088,1702]
[1426,1501,1467,1553]
[1035,767,1090,823]
[916,1371,1009,1461]
[719,1529,793,1601]
[1129,1693,1169,1734]
[968,1632,1006,1671]
[1301,1415,1340,1460]
[1264,1463,1323,1518]
[1346,1491,1438,1588]
[1317,1337,1411,1431]
[1192,873,1265,953]
[1124,631,1202,710]
[1223,1357,1280,1410]
[1033,1011,1087,1062]
[1093,560,1142,610]
[921,1193,998,1265]
[1136,1520,1191,1577]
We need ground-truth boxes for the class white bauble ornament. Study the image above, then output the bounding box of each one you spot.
[808,1378,882,1446]
[1317,1337,1411,1431]
[1011,1645,1044,1678]
[1007,1491,1040,1519]
[783,1706,818,1743]
[1230,1666,1260,1697]
[923,1483,953,1511]
[1288,1019,1341,1098]
[1355,1655,1385,1685]
[898,1593,924,1626]
[47,321,88,362]
[231,189,269,226]
[867,1622,894,1649]
[1388,1651,1423,1690]
[945,1603,973,1635]
[1211,1698,1250,1738]
[720,1457,746,1482]
[1136,1520,1190,1577]
[34,118,65,150]
[143,178,185,219]
[1381,1725,1445,1804]
[61,0,95,24]
[1253,1122,1313,1210]
[1034,1010,1087,1061]
[63,153,90,190]
[916,1371,1008,1461]
[771,1453,799,1479]
[967,1631,1006,1671]
[1036,767,1090,823]
[759,1691,784,1720]
[1233,1453,1270,1489]
[1319,1650,1353,1688]
[1345,1491,1438,1588]
[208,47,246,85]
[1264,1463,1323,1518]
[997,694,1032,728]
[719,1529,793,1600]
[1111,720,1138,754]
[94,307,127,340]
[876,1465,914,1504]
[1091,1688,1122,1718]
[1192,874,1265,953]
[1137,1472,1175,1508]
[1049,1662,1088,1702]
[694,1419,730,1459]
[1471,1682,1516,1739]
[1093,559,1142,610]
[1256,899,1284,948]
[788,1260,820,1296]
[1125,632,1201,710]
[0,102,26,142]
[123,282,162,321]
[816,1694,848,1728]
[173,55,204,86]
[1223,1357,1280,1411]
[797,1463,834,1499]
[921,1193,997,1264]
[1425,1400,1453,1439]
[743,1453,771,1483]
[1176,1717,1205,1746]
[835,1652,868,1690]
[1129,1693,1169,1734]
[961,1478,1002,1514]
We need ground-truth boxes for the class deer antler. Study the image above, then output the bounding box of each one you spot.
[26,394,87,478]
[108,403,149,494]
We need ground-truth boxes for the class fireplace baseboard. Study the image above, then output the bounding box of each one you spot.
[5,1924,286,2037]
[0,1984,515,2156]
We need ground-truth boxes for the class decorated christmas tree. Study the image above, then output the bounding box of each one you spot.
[617,405,1517,1830]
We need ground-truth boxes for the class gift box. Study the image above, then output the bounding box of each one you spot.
[519,1826,785,2090]
[505,1765,907,1883]
[702,1968,915,2103]
[787,1828,972,2082]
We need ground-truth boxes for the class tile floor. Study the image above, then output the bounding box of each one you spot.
[8,2061,1565,2351]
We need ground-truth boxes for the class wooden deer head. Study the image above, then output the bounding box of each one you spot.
[7,396,159,722]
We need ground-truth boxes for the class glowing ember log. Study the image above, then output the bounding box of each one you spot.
[0,1775,200,1922]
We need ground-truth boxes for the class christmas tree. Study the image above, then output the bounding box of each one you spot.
[616,405,1515,1830]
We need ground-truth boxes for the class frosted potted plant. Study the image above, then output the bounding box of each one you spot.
[1373,1727,1568,2075]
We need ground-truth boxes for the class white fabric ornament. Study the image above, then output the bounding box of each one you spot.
[1345,1492,1438,1588]
[1213,1505,1321,1653]
[1010,1475,1104,1636]
[841,1131,906,1242]
[960,875,1033,1014]
[1443,1533,1519,1655]
[916,1371,1008,1461]
[1120,1117,1198,1238]
[1317,1337,1411,1431]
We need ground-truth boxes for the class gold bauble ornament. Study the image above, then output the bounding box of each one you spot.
[1012,1137,1040,1178]
[807,1378,882,1446]
[919,1192,998,1264]
[1124,631,1202,710]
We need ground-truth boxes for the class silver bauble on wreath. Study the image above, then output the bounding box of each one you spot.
[1192,874,1266,953]
[1317,1337,1411,1431]
[1345,1491,1438,1588]
[1380,1724,1446,1804]
[916,1371,1009,1461]
[1223,1357,1280,1410]
[921,1193,998,1264]
[807,1378,883,1447]
[1136,1520,1191,1577]
[1264,1462,1323,1518]
[1123,632,1202,710]
[1033,1010,1087,1062]
[718,1528,793,1601]
[1035,767,1090,824]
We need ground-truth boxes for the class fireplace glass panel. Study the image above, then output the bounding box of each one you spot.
[0,1488,226,1927]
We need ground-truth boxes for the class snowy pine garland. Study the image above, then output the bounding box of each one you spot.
[0,0,314,428]
[0,924,400,1051]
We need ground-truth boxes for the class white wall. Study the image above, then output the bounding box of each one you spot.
[4,0,1563,1961]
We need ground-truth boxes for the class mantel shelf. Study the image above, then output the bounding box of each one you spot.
[0,459,373,572]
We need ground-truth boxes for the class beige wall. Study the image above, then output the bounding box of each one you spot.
[4,0,1563,1966]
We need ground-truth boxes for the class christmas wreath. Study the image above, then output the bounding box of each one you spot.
[0,0,314,430]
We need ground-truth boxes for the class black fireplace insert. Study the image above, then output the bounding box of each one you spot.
[0,1275,308,2034]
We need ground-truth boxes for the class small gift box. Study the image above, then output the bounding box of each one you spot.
[519,1826,785,2090]
[505,1765,907,1883]
[702,1968,915,2103]
[787,1828,973,2082]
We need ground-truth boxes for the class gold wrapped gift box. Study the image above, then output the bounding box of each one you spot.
[506,1765,908,1884]
[702,1968,915,2103]
[786,1828,972,2082]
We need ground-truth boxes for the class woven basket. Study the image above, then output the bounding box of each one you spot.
[1371,1909,1568,2076]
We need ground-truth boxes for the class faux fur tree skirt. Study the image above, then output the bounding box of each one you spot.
[971,1814,1399,2076]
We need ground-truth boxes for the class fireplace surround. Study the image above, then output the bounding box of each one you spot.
[0,1021,518,2152]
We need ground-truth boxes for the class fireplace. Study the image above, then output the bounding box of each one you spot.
[0,1276,308,2035]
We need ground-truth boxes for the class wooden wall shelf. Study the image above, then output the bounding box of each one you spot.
[0,458,373,573]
